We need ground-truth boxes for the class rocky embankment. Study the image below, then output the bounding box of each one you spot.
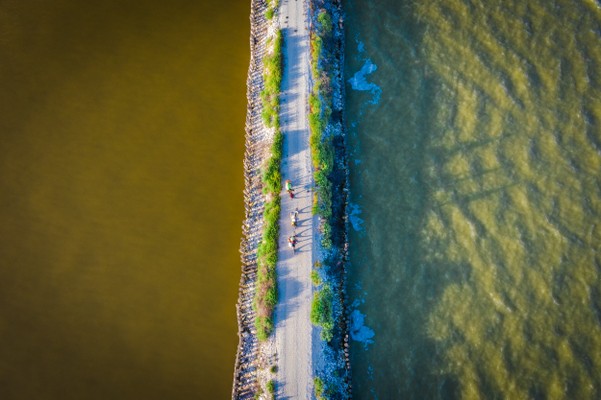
[231,0,275,398]
[308,0,353,397]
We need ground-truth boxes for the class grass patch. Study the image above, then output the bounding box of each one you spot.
[314,377,325,400]
[261,30,283,129]
[265,0,279,20]
[265,7,274,20]
[308,6,352,395]
[308,111,333,247]
[310,284,334,342]
[310,34,323,78]
[317,9,332,36]
[254,28,284,342]
[308,8,336,249]
[308,5,339,345]
[311,270,321,286]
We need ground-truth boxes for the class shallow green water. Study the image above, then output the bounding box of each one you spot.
[345,0,601,398]
[0,1,248,398]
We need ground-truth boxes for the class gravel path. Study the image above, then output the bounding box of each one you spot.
[274,0,315,398]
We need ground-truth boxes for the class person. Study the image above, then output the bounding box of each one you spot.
[290,210,298,226]
[285,179,294,198]
[288,235,297,248]
[285,180,294,198]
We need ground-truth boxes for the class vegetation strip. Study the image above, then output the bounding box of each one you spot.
[254,28,283,342]
[264,0,279,21]
[232,1,282,398]
[309,0,352,398]
[234,0,349,398]
[309,0,336,348]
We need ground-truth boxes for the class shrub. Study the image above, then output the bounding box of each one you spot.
[308,8,339,347]
[267,380,275,394]
[265,7,274,20]
[255,316,274,342]
[317,9,332,36]
[314,377,325,400]
[321,221,332,249]
[311,270,321,286]
[311,35,322,64]
[255,28,284,342]
[308,8,337,249]
[309,92,321,113]
[312,192,319,215]
[261,30,283,129]
[310,285,334,341]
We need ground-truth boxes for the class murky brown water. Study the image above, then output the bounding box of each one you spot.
[0,1,248,398]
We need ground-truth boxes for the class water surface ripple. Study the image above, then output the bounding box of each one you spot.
[345,0,601,398]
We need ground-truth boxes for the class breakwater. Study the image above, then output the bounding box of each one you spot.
[231,0,274,398]
[233,0,353,398]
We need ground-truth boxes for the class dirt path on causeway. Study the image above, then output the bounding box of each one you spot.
[274,0,315,397]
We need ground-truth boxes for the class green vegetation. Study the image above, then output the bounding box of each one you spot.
[261,31,283,129]
[308,4,351,395]
[309,7,336,343]
[311,270,321,286]
[266,380,275,395]
[311,284,334,342]
[265,7,274,20]
[308,7,335,249]
[265,0,279,21]
[262,131,283,194]
[314,377,325,400]
[310,36,322,79]
[270,364,277,373]
[314,375,335,399]
[254,28,284,342]
[317,9,332,35]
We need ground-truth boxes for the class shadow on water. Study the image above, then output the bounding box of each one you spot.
[344,1,476,396]
[347,0,601,398]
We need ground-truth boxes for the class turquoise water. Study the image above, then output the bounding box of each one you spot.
[344,0,601,398]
